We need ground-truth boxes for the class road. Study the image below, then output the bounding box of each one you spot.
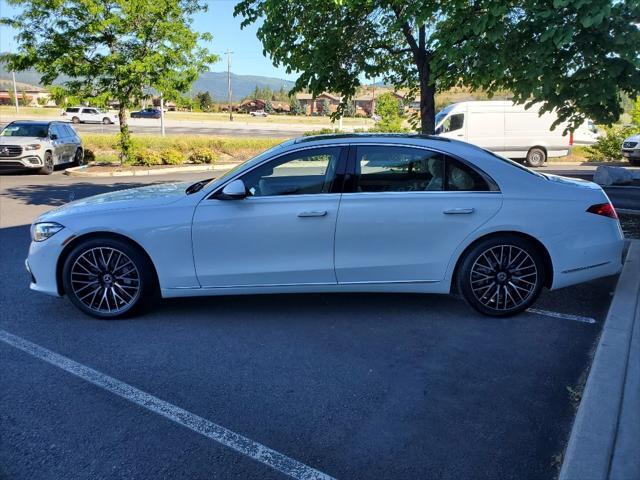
[0,169,620,480]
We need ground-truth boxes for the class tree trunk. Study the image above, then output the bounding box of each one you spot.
[419,62,436,135]
[117,105,131,165]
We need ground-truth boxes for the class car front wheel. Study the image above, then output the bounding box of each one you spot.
[526,147,546,167]
[102,117,112,125]
[62,238,157,319]
[38,151,54,175]
[457,236,546,317]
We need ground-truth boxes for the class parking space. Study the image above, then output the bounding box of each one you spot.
[0,171,619,479]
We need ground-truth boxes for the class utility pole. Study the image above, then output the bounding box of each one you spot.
[12,71,19,114]
[226,49,233,121]
[160,93,165,137]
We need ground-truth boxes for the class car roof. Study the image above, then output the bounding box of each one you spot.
[7,120,62,127]
[294,133,451,145]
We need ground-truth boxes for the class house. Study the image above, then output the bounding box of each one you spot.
[0,89,55,107]
[295,92,341,115]
[238,98,267,113]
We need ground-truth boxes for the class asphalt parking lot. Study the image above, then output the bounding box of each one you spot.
[0,169,621,479]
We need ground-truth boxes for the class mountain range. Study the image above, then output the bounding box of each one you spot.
[0,62,295,102]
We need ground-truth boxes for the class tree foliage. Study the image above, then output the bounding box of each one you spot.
[195,91,214,111]
[1,0,217,161]
[632,97,640,127]
[289,97,304,115]
[235,0,640,134]
[375,92,404,131]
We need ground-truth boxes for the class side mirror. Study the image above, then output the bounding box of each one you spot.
[218,179,247,200]
[50,134,58,140]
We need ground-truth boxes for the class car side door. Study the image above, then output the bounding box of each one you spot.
[334,144,503,284]
[48,124,67,163]
[191,146,347,287]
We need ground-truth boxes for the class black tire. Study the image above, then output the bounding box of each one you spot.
[102,117,112,125]
[38,151,54,175]
[456,235,546,317]
[629,157,640,167]
[62,238,157,319]
[74,148,84,166]
[526,147,546,167]
[71,116,80,124]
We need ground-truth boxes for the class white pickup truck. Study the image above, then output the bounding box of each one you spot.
[62,107,118,125]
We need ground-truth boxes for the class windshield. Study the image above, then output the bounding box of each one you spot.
[0,124,48,137]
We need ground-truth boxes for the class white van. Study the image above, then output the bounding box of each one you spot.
[435,101,599,166]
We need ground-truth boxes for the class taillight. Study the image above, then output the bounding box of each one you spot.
[587,203,618,219]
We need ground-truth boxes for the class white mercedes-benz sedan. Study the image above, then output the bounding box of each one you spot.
[26,134,624,319]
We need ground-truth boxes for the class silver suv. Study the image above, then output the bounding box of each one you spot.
[0,121,83,175]
[622,133,640,166]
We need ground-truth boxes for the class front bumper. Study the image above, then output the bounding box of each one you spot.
[621,149,640,159]
[26,227,75,297]
[0,154,44,170]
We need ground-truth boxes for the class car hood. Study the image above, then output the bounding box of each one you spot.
[38,182,189,221]
[0,136,47,145]
[625,134,640,143]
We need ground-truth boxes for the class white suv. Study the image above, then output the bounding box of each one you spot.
[622,133,640,166]
[62,106,118,125]
[0,121,83,175]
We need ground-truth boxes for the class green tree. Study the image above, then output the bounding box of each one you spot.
[195,91,214,111]
[320,99,331,116]
[264,100,274,113]
[235,0,640,134]
[289,97,304,115]
[631,97,640,127]
[2,0,216,162]
[375,92,403,132]
[344,100,356,118]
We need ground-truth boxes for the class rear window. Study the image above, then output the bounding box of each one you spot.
[66,107,80,113]
[0,124,49,137]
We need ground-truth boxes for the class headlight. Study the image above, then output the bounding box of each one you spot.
[31,222,64,242]
[24,144,42,151]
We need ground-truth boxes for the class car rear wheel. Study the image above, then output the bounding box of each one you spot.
[62,238,157,319]
[71,116,80,124]
[457,236,546,317]
[102,117,112,125]
[526,147,546,167]
[38,151,54,175]
[74,148,84,166]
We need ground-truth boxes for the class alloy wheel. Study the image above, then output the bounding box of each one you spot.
[70,247,140,314]
[469,245,538,311]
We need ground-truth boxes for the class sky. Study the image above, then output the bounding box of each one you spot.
[0,0,296,80]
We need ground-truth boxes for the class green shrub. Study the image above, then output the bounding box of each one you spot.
[584,125,638,162]
[161,149,185,165]
[188,147,217,164]
[304,128,342,136]
[133,148,163,166]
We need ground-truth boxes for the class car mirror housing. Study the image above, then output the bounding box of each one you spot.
[50,134,58,140]
[218,179,247,200]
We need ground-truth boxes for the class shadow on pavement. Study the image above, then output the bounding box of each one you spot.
[1,181,167,206]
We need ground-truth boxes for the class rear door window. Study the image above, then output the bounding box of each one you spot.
[353,146,491,193]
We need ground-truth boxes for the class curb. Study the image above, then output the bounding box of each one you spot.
[64,163,240,178]
[559,240,640,480]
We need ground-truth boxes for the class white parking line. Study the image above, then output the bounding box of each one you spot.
[526,308,597,324]
[0,329,335,480]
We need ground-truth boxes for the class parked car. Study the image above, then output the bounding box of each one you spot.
[435,101,599,167]
[250,110,268,117]
[621,133,640,166]
[62,107,118,125]
[0,121,83,175]
[130,108,162,119]
[26,134,624,319]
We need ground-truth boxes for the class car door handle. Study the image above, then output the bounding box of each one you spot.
[298,210,327,217]
[443,208,475,215]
